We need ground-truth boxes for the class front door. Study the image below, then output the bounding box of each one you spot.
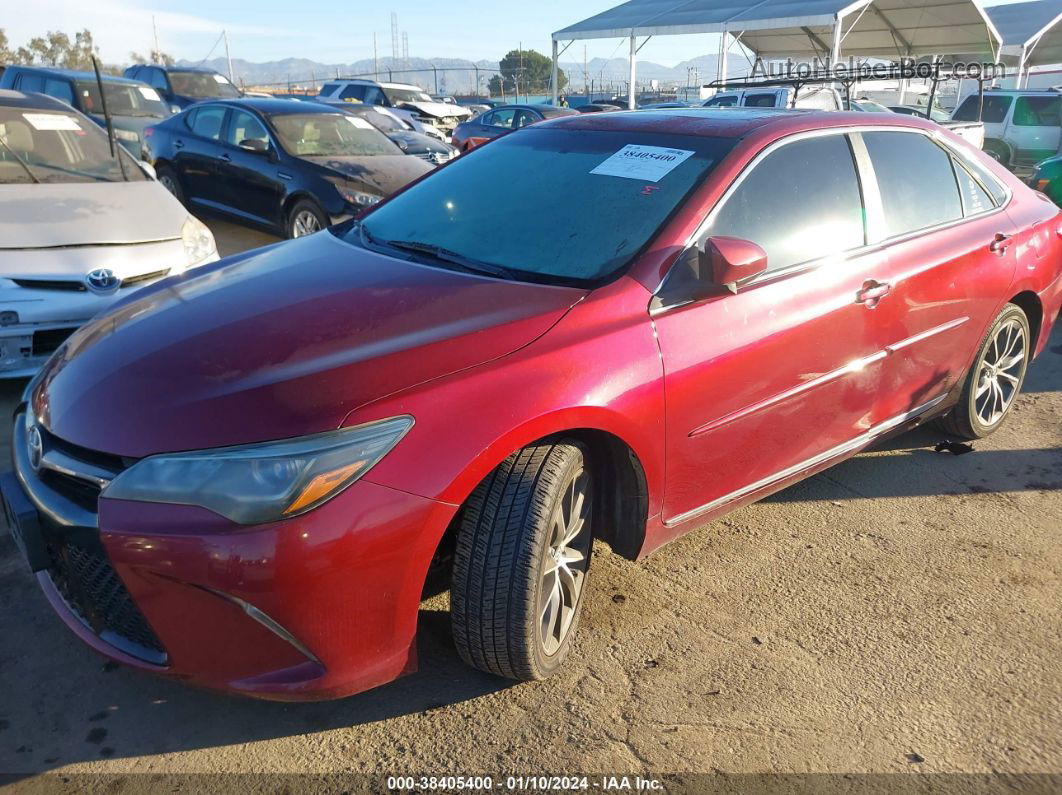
[215,109,283,227]
[653,131,889,526]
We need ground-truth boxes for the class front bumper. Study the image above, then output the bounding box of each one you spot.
[4,408,457,700]
[1,238,212,378]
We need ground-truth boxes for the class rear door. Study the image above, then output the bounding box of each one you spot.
[1008,94,1062,167]
[851,129,1018,425]
[175,104,229,208]
[653,131,891,525]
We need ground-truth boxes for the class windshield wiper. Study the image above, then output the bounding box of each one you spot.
[0,135,41,184]
[381,238,519,280]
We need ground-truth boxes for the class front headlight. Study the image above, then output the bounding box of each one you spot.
[181,215,217,266]
[103,416,414,524]
[336,185,382,207]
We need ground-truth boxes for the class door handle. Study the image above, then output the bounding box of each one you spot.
[173,139,184,149]
[218,153,231,162]
[856,280,891,307]
[989,232,1012,253]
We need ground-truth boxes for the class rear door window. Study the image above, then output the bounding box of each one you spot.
[1013,95,1061,127]
[862,131,963,237]
[189,105,227,140]
[704,133,866,273]
[952,94,1012,123]
[744,93,778,107]
[43,79,75,106]
[15,74,45,93]
[952,158,995,216]
[704,94,738,107]
[338,84,366,101]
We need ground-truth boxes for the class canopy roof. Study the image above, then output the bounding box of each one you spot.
[986,0,1062,66]
[553,0,1002,60]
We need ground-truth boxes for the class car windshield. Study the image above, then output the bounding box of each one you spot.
[384,87,434,104]
[0,107,146,184]
[168,71,241,99]
[270,112,400,157]
[75,80,168,118]
[358,109,407,133]
[854,100,890,112]
[346,128,736,286]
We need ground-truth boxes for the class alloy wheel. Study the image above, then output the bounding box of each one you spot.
[538,466,592,656]
[974,317,1026,427]
[292,210,322,237]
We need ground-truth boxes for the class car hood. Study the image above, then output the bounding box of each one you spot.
[386,131,451,155]
[32,230,585,457]
[308,154,434,194]
[0,181,185,249]
[397,100,471,119]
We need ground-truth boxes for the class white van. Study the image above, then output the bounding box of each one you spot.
[951,88,1061,169]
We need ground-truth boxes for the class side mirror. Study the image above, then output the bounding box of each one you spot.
[704,236,768,293]
[239,138,270,154]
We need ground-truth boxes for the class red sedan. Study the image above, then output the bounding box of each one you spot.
[3,109,1060,700]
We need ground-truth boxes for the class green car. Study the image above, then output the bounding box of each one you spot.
[1029,155,1062,204]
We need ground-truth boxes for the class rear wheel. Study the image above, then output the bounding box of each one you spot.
[451,441,593,681]
[155,165,184,204]
[286,199,327,239]
[938,303,1030,440]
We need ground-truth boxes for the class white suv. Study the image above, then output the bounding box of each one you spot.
[317,80,471,136]
[951,88,1061,169]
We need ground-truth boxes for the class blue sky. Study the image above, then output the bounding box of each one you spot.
[8,0,1029,69]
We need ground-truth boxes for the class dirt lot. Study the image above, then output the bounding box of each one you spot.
[0,219,1059,789]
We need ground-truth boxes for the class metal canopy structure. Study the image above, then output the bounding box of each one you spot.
[986,0,1062,78]
[550,0,1002,107]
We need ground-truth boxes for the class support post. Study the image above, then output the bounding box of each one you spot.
[718,28,729,87]
[552,39,560,105]
[629,33,637,109]
[830,17,842,68]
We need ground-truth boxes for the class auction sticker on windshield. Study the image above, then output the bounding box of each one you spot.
[591,144,695,182]
[138,87,161,101]
[22,113,81,131]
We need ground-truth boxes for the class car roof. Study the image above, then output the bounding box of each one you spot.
[540,107,939,139]
[210,97,346,115]
[0,88,75,111]
[144,65,223,75]
[6,66,143,85]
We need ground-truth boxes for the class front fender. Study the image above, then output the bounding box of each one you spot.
[356,276,666,519]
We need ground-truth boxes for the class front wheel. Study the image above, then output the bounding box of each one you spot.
[938,303,1030,440]
[286,199,327,239]
[451,441,593,681]
[155,165,184,205]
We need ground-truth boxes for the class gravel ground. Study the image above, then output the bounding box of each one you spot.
[0,218,1059,791]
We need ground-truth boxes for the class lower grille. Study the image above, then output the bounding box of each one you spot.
[32,327,76,357]
[47,538,168,665]
[12,279,86,292]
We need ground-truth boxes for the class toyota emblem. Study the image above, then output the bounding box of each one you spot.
[27,425,43,472]
[85,268,120,294]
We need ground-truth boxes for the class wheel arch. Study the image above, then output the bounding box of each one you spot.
[421,418,653,598]
[1008,290,1044,353]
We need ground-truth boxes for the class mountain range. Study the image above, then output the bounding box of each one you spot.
[178,53,747,92]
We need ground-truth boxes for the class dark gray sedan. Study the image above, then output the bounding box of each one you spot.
[451,104,578,151]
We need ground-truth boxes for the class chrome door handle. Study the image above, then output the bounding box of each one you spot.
[856,280,891,307]
[173,139,184,149]
[989,233,1012,253]
[218,153,231,162]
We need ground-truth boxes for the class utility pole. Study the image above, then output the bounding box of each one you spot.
[584,44,588,98]
[223,29,233,82]
[152,15,160,61]
[391,12,400,63]
[373,33,379,78]
[519,42,523,102]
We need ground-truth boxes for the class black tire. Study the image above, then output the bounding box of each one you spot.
[155,165,184,205]
[937,303,1031,440]
[451,440,593,681]
[285,198,327,239]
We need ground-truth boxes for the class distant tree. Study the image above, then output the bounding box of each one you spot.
[130,49,175,66]
[8,29,100,69]
[488,48,566,96]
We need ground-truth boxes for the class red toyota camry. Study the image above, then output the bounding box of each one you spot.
[3,109,1060,700]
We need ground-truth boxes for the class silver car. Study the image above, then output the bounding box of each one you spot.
[0,89,218,377]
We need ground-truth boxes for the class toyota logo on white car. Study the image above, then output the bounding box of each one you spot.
[85,268,120,294]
